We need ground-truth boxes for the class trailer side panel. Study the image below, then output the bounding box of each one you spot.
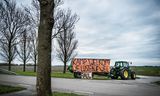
[72,58,110,73]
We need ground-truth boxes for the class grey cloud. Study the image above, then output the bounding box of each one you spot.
[16,0,160,66]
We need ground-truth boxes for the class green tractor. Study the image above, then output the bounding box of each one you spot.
[110,61,136,80]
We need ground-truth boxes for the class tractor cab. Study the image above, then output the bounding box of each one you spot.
[115,61,129,69]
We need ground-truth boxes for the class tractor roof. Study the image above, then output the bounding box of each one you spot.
[115,61,129,63]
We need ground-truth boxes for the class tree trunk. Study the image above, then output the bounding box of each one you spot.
[23,34,26,72]
[34,58,36,72]
[8,41,11,71]
[63,61,66,74]
[8,60,11,71]
[37,0,54,96]
[63,29,66,74]
[23,60,26,72]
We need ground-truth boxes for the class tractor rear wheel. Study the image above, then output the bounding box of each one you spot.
[110,68,118,79]
[131,71,136,79]
[120,69,129,80]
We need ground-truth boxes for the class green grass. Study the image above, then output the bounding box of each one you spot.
[15,71,36,76]
[51,72,74,78]
[15,71,141,80]
[0,85,25,94]
[15,71,110,80]
[15,71,74,78]
[131,66,160,76]
[12,66,160,80]
[53,91,83,96]
[93,75,110,80]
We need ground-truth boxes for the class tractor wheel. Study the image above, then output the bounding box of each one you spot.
[131,71,136,79]
[120,69,129,80]
[110,68,118,79]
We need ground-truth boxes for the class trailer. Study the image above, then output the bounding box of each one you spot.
[68,58,110,78]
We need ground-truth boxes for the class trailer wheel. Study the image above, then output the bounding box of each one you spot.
[92,73,94,78]
[120,69,129,80]
[131,71,136,80]
[74,72,81,78]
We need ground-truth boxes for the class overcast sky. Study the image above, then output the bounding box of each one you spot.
[15,0,160,66]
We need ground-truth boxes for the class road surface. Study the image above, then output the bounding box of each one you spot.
[0,74,160,96]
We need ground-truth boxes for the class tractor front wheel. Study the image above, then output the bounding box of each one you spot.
[120,69,129,80]
[131,71,136,79]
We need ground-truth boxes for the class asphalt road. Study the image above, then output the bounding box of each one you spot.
[0,74,160,96]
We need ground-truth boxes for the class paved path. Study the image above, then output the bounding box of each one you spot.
[0,74,160,96]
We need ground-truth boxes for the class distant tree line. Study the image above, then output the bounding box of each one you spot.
[0,0,79,73]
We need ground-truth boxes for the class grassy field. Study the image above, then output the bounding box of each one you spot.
[0,65,64,72]
[1,65,160,78]
[15,71,74,78]
[131,66,160,76]
[0,85,25,94]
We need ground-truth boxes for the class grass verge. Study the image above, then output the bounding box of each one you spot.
[51,72,74,78]
[15,71,110,80]
[15,71,140,80]
[0,85,25,94]
[15,71,74,78]
[152,81,160,86]
[15,71,36,76]
[53,91,83,96]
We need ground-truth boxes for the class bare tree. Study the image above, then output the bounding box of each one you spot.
[56,9,79,73]
[0,0,31,71]
[30,29,38,72]
[24,0,40,72]
[17,29,32,72]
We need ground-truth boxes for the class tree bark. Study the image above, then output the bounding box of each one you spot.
[34,57,37,72]
[23,33,26,72]
[8,40,11,71]
[63,29,67,74]
[63,61,66,74]
[8,60,11,71]
[37,0,54,96]
[23,60,26,72]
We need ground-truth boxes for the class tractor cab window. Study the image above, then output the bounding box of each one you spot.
[115,62,129,68]
[115,62,123,67]
[123,62,129,68]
